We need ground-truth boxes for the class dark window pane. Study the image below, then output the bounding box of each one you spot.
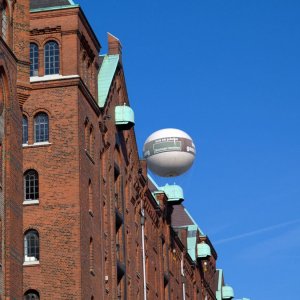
[30,43,39,77]
[24,230,39,262]
[24,290,40,300]
[34,113,49,143]
[44,41,59,75]
[22,115,28,144]
[24,170,39,200]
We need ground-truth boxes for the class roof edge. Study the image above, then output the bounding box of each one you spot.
[30,4,79,13]
[184,208,204,234]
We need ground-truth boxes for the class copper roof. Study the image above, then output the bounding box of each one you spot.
[30,0,73,10]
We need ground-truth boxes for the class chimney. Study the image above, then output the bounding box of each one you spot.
[108,32,122,57]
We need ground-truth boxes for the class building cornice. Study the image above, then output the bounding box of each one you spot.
[30,75,100,116]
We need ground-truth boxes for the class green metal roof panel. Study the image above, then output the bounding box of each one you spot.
[222,286,234,299]
[187,224,197,261]
[98,54,119,107]
[115,105,135,126]
[160,184,184,203]
[197,242,211,258]
[217,269,223,291]
[216,269,223,300]
[30,0,78,11]
[30,4,79,12]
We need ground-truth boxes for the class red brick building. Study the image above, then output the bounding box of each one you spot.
[0,0,238,299]
[0,0,30,298]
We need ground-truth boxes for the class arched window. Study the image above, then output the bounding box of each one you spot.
[30,43,39,77]
[24,169,39,201]
[22,115,28,144]
[44,41,59,75]
[24,230,39,262]
[34,112,49,143]
[1,1,8,42]
[24,290,40,300]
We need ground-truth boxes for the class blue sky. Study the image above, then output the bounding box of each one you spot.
[76,0,300,299]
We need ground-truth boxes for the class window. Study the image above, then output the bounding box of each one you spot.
[24,290,40,300]
[24,230,39,262]
[22,115,28,144]
[1,1,8,42]
[30,43,39,77]
[44,41,59,75]
[34,112,49,143]
[24,170,39,201]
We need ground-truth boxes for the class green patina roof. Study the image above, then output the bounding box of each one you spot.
[187,224,197,261]
[115,105,135,126]
[222,285,235,299]
[30,0,78,12]
[171,206,205,262]
[216,269,224,300]
[197,242,211,258]
[159,184,184,203]
[98,54,120,108]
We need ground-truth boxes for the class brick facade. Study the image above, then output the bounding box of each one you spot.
[0,0,30,298]
[0,1,237,299]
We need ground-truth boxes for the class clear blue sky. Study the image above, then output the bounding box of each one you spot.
[76,0,300,299]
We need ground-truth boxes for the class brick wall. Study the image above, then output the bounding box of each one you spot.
[0,2,222,299]
[0,0,30,299]
[22,5,102,299]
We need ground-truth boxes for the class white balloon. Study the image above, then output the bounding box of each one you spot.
[143,128,196,177]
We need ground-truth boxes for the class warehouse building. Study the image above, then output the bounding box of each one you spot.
[0,0,240,299]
